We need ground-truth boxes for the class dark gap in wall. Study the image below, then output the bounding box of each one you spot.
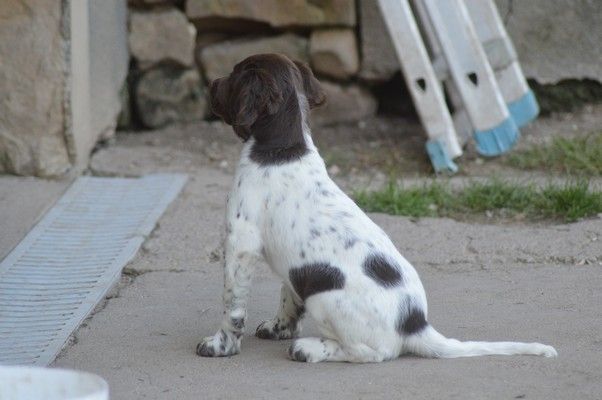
[372,76,602,121]
[117,58,145,131]
[128,0,186,12]
[372,72,418,120]
[529,79,602,115]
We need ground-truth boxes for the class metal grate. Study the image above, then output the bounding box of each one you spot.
[0,174,187,366]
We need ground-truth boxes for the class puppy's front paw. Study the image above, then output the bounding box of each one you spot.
[256,318,298,340]
[196,329,240,357]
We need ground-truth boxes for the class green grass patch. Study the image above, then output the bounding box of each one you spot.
[355,180,602,223]
[506,134,602,176]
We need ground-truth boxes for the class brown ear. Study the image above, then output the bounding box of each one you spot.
[294,61,326,109]
[230,69,284,128]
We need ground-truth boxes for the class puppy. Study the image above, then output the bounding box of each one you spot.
[196,53,557,362]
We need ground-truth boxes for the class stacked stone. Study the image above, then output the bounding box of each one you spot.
[128,4,205,128]
[124,0,400,129]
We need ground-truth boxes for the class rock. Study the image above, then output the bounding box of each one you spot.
[128,0,178,6]
[186,0,356,29]
[0,0,70,176]
[129,8,196,68]
[199,33,309,81]
[310,81,377,126]
[196,32,231,49]
[328,164,341,176]
[135,66,208,128]
[310,29,359,80]
[495,0,602,83]
[194,32,231,67]
[358,0,399,82]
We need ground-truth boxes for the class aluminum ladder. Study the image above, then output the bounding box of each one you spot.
[377,0,538,173]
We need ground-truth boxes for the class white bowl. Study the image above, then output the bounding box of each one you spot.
[0,366,108,400]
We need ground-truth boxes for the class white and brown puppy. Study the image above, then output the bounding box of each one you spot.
[196,54,557,363]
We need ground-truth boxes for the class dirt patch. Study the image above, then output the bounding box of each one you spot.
[108,104,602,187]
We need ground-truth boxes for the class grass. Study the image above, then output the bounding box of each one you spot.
[354,180,602,223]
[506,134,602,176]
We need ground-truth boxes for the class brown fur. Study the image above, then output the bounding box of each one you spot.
[209,54,326,165]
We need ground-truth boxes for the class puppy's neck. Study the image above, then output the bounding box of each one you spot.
[248,92,311,166]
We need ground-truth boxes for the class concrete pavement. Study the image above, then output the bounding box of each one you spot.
[2,116,601,399]
[0,176,69,260]
[48,128,602,400]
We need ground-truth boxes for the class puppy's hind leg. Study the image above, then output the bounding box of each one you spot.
[197,234,261,357]
[288,338,386,363]
[256,285,305,340]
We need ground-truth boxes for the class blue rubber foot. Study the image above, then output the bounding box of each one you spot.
[426,140,458,173]
[508,89,539,127]
[474,117,520,157]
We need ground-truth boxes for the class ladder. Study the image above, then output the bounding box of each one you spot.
[377,0,539,173]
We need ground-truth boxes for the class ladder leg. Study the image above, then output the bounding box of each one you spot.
[421,0,520,157]
[377,0,461,172]
[411,0,472,147]
[465,0,539,127]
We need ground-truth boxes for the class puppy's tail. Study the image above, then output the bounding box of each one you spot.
[404,325,557,358]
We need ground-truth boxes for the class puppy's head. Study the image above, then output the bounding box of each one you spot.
[209,53,325,141]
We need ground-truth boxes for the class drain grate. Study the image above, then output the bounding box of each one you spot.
[0,174,187,366]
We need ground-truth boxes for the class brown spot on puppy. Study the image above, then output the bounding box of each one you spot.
[363,253,403,288]
[289,262,345,301]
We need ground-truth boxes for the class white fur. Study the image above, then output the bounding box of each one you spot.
[197,96,557,362]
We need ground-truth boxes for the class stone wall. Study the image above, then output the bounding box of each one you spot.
[2,1,599,176]
[0,0,71,176]
[0,0,129,177]
[123,0,602,131]
[495,0,602,84]
[125,0,377,129]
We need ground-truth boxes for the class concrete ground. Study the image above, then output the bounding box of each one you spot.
[2,110,601,399]
[0,176,70,260]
